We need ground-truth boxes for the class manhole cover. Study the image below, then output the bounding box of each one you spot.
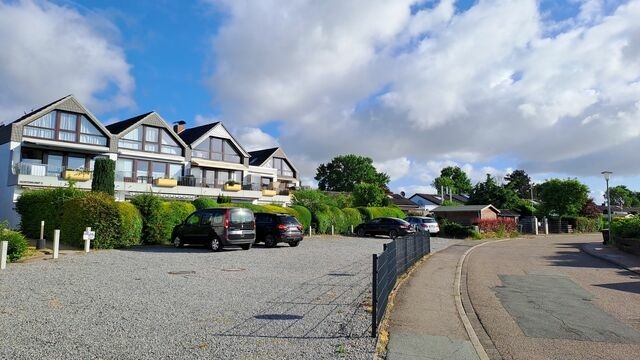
[254,314,303,320]
[328,273,354,277]
[168,270,196,275]
[221,268,246,272]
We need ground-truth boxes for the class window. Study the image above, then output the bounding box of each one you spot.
[191,137,242,164]
[117,158,182,181]
[201,168,243,188]
[23,111,107,146]
[186,213,200,225]
[67,155,86,170]
[118,126,182,155]
[273,157,294,177]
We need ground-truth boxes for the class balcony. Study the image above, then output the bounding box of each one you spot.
[62,169,92,182]
[154,178,178,188]
[12,162,92,189]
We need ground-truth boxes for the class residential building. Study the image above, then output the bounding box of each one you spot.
[431,205,500,225]
[409,193,469,211]
[388,193,420,213]
[0,95,301,227]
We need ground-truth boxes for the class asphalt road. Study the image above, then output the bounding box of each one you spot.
[464,234,640,360]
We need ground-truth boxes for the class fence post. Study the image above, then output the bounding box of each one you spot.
[53,230,60,259]
[533,216,539,235]
[331,225,334,236]
[351,225,354,234]
[84,227,92,253]
[1,241,7,270]
[543,217,549,235]
[372,253,378,338]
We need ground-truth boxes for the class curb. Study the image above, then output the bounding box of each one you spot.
[581,244,640,275]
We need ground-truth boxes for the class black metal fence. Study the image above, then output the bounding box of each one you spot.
[371,232,430,337]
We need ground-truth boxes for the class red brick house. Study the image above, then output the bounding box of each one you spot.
[431,205,500,225]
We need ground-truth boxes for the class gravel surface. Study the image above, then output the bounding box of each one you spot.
[1,234,459,359]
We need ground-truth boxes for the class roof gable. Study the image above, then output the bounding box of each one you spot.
[432,205,500,213]
[181,122,250,157]
[108,112,188,150]
[249,146,299,175]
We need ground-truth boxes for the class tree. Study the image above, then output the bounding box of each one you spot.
[432,166,472,195]
[468,174,520,209]
[504,169,532,199]
[607,185,637,208]
[351,183,389,207]
[315,154,390,192]
[91,158,115,196]
[581,198,601,218]
[537,178,589,217]
[291,189,331,212]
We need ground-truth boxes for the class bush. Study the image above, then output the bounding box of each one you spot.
[192,197,218,210]
[313,205,332,234]
[575,217,600,233]
[478,219,518,233]
[157,201,196,244]
[342,208,362,233]
[440,219,475,239]
[15,187,85,240]
[60,192,122,249]
[217,194,232,204]
[130,194,164,244]
[329,206,348,234]
[0,221,29,262]
[91,158,116,195]
[290,205,311,231]
[357,206,406,221]
[116,202,143,247]
[611,216,640,238]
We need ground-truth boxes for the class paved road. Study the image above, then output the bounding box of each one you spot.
[465,234,640,360]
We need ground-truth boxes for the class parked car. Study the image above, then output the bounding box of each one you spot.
[406,216,440,235]
[354,217,415,239]
[254,212,304,247]
[171,207,255,251]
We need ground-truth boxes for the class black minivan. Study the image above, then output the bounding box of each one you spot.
[171,208,256,251]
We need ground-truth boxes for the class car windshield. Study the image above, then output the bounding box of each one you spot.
[424,218,437,223]
[280,216,300,225]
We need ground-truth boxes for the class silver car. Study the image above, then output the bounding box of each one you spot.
[406,216,440,235]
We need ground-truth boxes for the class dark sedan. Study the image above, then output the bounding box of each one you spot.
[354,217,415,239]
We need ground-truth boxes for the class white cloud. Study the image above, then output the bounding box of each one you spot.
[374,157,411,182]
[205,0,640,190]
[0,0,134,123]
[235,127,279,151]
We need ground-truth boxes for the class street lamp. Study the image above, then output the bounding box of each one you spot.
[601,171,612,244]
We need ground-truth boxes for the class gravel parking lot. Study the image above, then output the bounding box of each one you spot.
[1,235,459,359]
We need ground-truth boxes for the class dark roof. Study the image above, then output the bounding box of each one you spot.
[105,112,153,134]
[249,147,279,166]
[412,193,445,205]
[389,194,419,209]
[498,209,521,217]
[11,94,72,124]
[432,205,499,213]
[452,194,469,203]
[177,122,220,145]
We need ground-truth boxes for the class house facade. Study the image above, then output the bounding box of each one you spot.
[431,205,500,225]
[0,95,300,227]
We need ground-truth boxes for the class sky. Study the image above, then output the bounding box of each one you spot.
[1,0,639,204]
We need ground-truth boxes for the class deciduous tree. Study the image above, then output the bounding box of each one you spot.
[537,178,589,217]
[432,166,472,195]
[314,154,389,192]
[504,169,532,199]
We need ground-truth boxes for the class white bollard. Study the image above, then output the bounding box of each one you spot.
[351,225,354,234]
[84,227,91,253]
[1,241,7,270]
[331,225,334,236]
[40,221,45,240]
[53,230,60,259]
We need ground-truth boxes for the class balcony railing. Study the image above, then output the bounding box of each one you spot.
[13,162,93,182]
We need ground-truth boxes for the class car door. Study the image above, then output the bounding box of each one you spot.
[180,212,202,243]
[379,218,393,235]
[254,213,270,241]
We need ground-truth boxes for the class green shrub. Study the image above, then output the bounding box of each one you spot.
[130,194,163,244]
[60,192,122,249]
[611,216,640,238]
[440,219,475,239]
[0,221,29,262]
[217,194,232,204]
[290,205,311,231]
[313,205,332,234]
[15,187,85,240]
[157,201,196,244]
[192,197,218,210]
[116,202,143,247]
[342,208,362,233]
[91,158,116,195]
[229,203,268,213]
[329,206,348,234]
[575,217,600,233]
[357,206,406,221]
[261,204,297,216]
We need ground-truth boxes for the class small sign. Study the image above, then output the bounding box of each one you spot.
[83,231,96,241]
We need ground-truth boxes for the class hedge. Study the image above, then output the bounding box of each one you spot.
[611,216,640,238]
[0,222,28,262]
[130,194,164,244]
[60,192,122,249]
[290,205,311,231]
[357,206,406,221]
[192,197,218,210]
[575,217,600,233]
[440,219,476,239]
[342,208,363,232]
[116,202,143,247]
[15,187,85,240]
[157,201,196,244]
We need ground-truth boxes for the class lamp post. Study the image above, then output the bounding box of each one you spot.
[601,171,612,244]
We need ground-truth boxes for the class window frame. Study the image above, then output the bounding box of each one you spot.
[192,137,243,164]
[118,125,182,156]
[23,111,108,146]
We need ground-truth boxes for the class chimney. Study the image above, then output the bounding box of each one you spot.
[173,120,186,134]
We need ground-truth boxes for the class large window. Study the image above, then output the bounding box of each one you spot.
[118,125,182,155]
[201,168,243,188]
[273,157,294,177]
[116,158,183,182]
[192,137,242,163]
[23,111,107,146]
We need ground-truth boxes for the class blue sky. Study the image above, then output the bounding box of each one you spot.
[1,0,639,203]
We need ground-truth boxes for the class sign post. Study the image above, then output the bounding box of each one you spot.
[82,227,95,253]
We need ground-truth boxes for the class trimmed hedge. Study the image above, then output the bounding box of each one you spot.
[440,219,475,239]
[0,222,29,262]
[357,206,405,221]
[91,158,116,195]
[130,194,164,244]
[116,202,143,247]
[611,216,640,238]
[60,192,122,249]
[15,187,85,240]
[342,208,363,233]
[192,197,218,210]
[575,217,600,233]
[157,201,196,244]
[290,205,311,231]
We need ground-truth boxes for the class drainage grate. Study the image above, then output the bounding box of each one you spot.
[168,270,196,275]
[328,273,354,277]
[221,268,246,272]
[254,314,303,320]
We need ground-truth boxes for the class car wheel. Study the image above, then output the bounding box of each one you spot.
[173,235,183,248]
[264,234,277,248]
[240,243,252,250]
[289,241,300,247]
[356,228,366,237]
[389,229,398,239]
[210,238,222,252]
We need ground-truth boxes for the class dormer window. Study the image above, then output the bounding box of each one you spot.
[23,111,107,146]
[273,157,294,177]
[118,125,182,155]
[192,137,242,164]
